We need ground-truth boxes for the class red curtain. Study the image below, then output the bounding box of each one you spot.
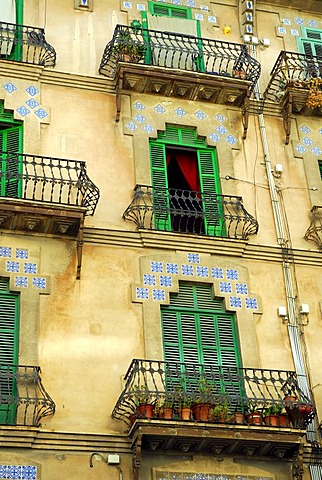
[166,151,200,192]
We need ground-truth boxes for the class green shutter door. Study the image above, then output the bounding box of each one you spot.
[197,149,224,236]
[0,280,19,425]
[161,283,242,394]
[150,141,171,231]
[0,125,22,198]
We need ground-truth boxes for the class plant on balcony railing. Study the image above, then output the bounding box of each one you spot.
[0,22,56,66]
[99,25,261,90]
[0,364,55,426]
[122,185,258,240]
[0,151,100,215]
[264,50,322,105]
[112,359,316,429]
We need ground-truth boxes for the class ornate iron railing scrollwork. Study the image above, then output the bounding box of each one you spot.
[304,206,322,249]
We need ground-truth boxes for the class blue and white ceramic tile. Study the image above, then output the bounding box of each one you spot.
[166,263,179,274]
[143,124,155,133]
[294,17,304,25]
[300,125,311,134]
[174,107,186,117]
[208,16,217,23]
[16,249,28,259]
[6,261,19,273]
[136,288,148,299]
[226,269,238,280]
[196,266,209,277]
[216,125,228,135]
[236,283,248,295]
[194,109,207,120]
[126,121,138,132]
[302,137,313,147]
[220,281,232,293]
[181,264,194,276]
[188,253,200,263]
[277,27,287,34]
[319,128,322,135]
[153,289,166,301]
[25,98,39,109]
[171,0,182,4]
[311,146,322,156]
[143,274,156,286]
[225,134,238,145]
[2,464,37,480]
[186,0,196,6]
[229,296,242,308]
[308,20,318,27]
[154,104,166,114]
[211,267,224,279]
[295,144,306,154]
[32,277,46,289]
[215,113,226,123]
[245,297,258,309]
[134,113,146,124]
[209,133,221,143]
[133,101,146,111]
[3,82,17,93]
[137,3,146,10]
[123,1,132,8]
[24,263,37,274]
[195,13,203,20]
[290,29,299,35]
[282,19,291,25]
[26,86,39,96]
[34,108,48,119]
[200,5,209,11]
[151,261,163,273]
[0,247,12,257]
[16,106,30,117]
[15,276,28,288]
[160,275,173,287]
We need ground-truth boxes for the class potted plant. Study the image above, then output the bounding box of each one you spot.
[211,400,232,423]
[131,384,155,419]
[246,402,263,426]
[112,28,145,63]
[305,78,322,113]
[263,403,282,427]
[192,376,215,422]
[157,393,175,420]
[233,401,246,424]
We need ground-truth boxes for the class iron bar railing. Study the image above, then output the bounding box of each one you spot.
[264,51,322,104]
[112,359,315,428]
[0,151,100,215]
[0,22,56,67]
[0,364,55,426]
[99,25,261,91]
[304,206,322,250]
[122,185,258,239]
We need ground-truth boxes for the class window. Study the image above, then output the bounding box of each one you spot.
[297,28,322,77]
[149,125,223,235]
[161,282,243,394]
[0,102,23,198]
[0,277,20,425]
[148,2,192,19]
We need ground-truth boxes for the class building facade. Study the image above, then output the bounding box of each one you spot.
[0,0,322,479]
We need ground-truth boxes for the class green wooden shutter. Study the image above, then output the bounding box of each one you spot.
[197,149,224,236]
[148,2,191,19]
[150,141,171,231]
[0,125,22,198]
[161,283,242,394]
[0,278,19,425]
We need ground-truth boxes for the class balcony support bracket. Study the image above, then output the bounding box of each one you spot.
[116,71,124,122]
[242,91,250,140]
[292,445,304,480]
[76,215,85,280]
[283,92,292,145]
[132,434,142,480]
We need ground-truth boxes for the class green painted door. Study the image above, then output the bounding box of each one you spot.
[149,126,223,235]
[0,123,23,198]
[0,278,19,425]
[161,283,243,396]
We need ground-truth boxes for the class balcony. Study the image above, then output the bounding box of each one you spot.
[0,22,56,67]
[0,151,100,278]
[113,360,315,478]
[264,51,322,144]
[0,364,55,427]
[99,25,261,135]
[122,185,259,240]
[304,206,322,250]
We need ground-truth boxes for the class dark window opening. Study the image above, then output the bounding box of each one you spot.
[166,148,205,234]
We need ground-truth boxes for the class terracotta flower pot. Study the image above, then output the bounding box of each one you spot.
[179,407,192,421]
[136,404,155,419]
[264,414,279,426]
[278,414,289,427]
[192,403,214,422]
[234,411,245,424]
[246,412,263,425]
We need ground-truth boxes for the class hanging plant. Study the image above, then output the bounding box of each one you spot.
[305,78,322,110]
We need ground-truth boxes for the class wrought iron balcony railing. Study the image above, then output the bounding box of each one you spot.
[122,185,258,240]
[112,359,315,429]
[99,25,261,91]
[264,50,322,104]
[0,22,56,67]
[0,151,100,215]
[0,364,55,426]
[304,206,322,250]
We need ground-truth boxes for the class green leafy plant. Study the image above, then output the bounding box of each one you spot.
[264,403,283,416]
[112,28,145,62]
[211,400,232,422]
[131,384,153,406]
[194,375,214,404]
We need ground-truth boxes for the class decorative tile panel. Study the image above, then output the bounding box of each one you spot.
[181,264,194,275]
[16,249,28,259]
[246,297,258,309]
[311,146,322,156]
[174,107,186,117]
[133,101,146,111]
[300,125,311,134]
[15,276,28,288]
[6,261,20,273]
[277,27,287,34]
[24,263,37,274]
[236,283,248,294]
[295,144,307,154]
[229,296,242,308]
[143,274,156,285]
[136,287,149,299]
[25,98,39,109]
[34,108,48,119]
[302,137,313,146]
[225,134,238,145]
[294,17,304,25]
[208,16,217,23]
[154,104,166,114]
[194,109,207,120]
[16,106,30,117]
[220,281,232,293]
[32,277,47,289]
[282,18,291,25]
[3,82,17,93]
[216,125,228,135]
[137,3,146,10]
[0,247,12,257]
[26,86,39,96]
[0,465,37,479]
[134,113,146,124]
[143,124,155,133]
[195,13,203,20]
[209,133,221,143]
[215,113,226,123]
[308,20,318,27]
[290,29,299,35]
[160,275,173,287]
[151,261,163,273]
[166,263,178,274]
[188,253,200,263]
[196,266,209,277]
[211,267,224,279]
[153,289,166,301]
[226,269,238,280]
[126,121,138,132]
[123,1,132,7]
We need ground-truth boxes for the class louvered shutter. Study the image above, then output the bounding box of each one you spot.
[0,126,22,198]
[197,149,224,236]
[150,141,171,231]
[148,2,191,19]
[161,283,243,395]
[0,281,19,425]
